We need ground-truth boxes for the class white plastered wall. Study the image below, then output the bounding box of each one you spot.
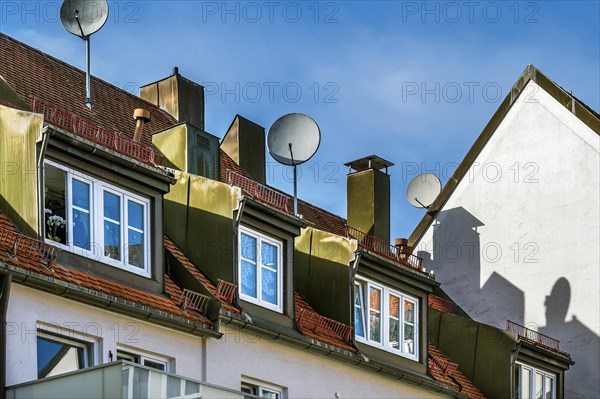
[205,326,447,399]
[415,80,600,398]
[5,284,205,387]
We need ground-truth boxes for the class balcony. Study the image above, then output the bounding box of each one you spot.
[6,361,246,399]
[506,320,560,352]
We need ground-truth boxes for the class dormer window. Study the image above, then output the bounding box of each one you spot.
[43,161,151,277]
[238,225,283,312]
[354,277,419,360]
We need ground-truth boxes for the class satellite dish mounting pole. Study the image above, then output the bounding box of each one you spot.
[289,143,298,215]
[74,9,92,109]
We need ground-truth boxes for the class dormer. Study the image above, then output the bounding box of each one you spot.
[1,97,174,294]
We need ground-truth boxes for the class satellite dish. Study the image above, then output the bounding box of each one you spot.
[267,113,321,166]
[60,0,109,38]
[267,113,321,215]
[60,0,109,109]
[407,173,441,208]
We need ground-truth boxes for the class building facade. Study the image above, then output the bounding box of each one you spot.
[1,33,574,399]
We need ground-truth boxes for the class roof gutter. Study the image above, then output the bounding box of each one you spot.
[0,262,221,339]
[218,313,465,398]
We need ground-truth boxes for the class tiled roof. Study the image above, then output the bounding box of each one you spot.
[0,211,211,326]
[220,151,347,236]
[428,294,459,314]
[0,33,176,148]
[294,292,356,352]
[428,342,486,399]
[164,235,240,314]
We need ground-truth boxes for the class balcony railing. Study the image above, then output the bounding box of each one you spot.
[227,170,290,213]
[178,289,211,315]
[296,307,353,344]
[506,320,560,352]
[30,96,164,167]
[345,225,424,272]
[6,361,246,399]
[216,279,237,304]
[0,227,61,265]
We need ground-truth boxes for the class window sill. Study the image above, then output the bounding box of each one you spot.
[355,336,419,362]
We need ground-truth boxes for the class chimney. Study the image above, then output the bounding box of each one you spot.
[394,238,413,255]
[132,108,150,142]
[220,115,266,185]
[345,155,394,242]
[140,67,205,130]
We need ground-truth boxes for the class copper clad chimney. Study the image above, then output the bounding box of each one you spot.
[220,115,266,185]
[140,67,205,130]
[132,108,150,142]
[345,155,394,242]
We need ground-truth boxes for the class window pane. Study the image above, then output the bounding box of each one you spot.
[128,201,144,230]
[44,164,67,244]
[545,376,554,399]
[535,372,543,399]
[369,287,381,311]
[521,367,531,399]
[369,310,381,342]
[369,286,381,342]
[241,233,257,261]
[389,318,400,349]
[354,285,365,338]
[261,242,277,269]
[262,267,278,304]
[241,260,257,297]
[73,208,90,250]
[104,221,121,260]
[104,192,120,221]
[72,179,90,209]
[37,336,85,378]
[403,323,415,354]
[261,389,280,399]
[143,359,165,371]
[404,301,415,323]
[128,229,145,268]
[389,295,399,318]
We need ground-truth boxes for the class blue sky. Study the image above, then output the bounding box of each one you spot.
[2,0,599,239]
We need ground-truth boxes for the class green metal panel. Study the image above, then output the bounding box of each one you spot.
[347,169,390,242]
[220,115,266,185]
[163,171,239,284]
[0,105,42,236]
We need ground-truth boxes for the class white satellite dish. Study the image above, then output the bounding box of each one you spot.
[60,0,109,109]
[267,113,321,214]
[407,173,441,209]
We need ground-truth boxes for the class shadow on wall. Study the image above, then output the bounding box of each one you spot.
[539,278,600,399]
[417,207,525,328]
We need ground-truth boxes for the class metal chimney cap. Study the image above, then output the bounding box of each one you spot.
[133,108,151,121]
[344,155,394,173]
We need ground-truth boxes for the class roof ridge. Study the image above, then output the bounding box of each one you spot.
[0,33,176,123]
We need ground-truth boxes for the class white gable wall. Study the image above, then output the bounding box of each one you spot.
[415,80,599,398]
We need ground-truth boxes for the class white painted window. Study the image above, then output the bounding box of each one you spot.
[43,160,151,277]
[238,226,283,313]
[354,277,419,360]
[241,381,283,398]
[36,330,93,378]
[117,349,170,372]
[517,362,556,399]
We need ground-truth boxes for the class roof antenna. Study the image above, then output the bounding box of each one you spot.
[60,0,109,110]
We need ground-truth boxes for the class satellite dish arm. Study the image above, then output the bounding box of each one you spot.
[414,197,429,209]
[289,143,298,215]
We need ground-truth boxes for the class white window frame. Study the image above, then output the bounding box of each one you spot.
[354,276,420,361]
[238,225,283,313]
[241,378,284,398]
[36,323,98,378]
[44,160,151,277]
[116,347,171,372]
[517,362,556,399]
